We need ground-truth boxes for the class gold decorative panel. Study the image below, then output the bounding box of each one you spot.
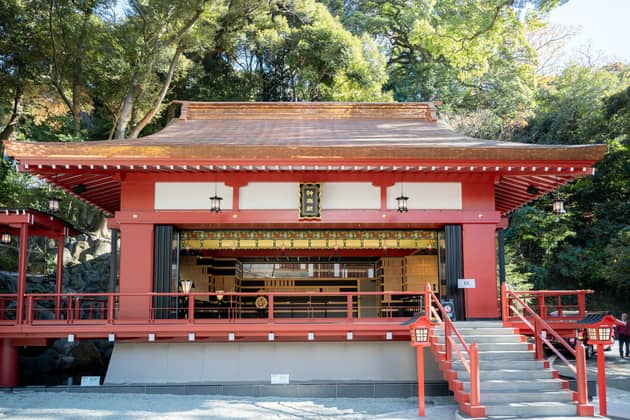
[180,230,438,250]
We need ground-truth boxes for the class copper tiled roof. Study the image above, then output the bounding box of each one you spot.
[2,102,608,215]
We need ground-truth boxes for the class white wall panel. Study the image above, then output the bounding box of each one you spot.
[155,182,233,210]
[239,183,297,210]
[321,183,380,209]
[105,342,441,383]
[386,183,461,210]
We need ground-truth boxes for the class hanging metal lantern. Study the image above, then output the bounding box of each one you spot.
[48,197,60,213]
[552,198,566,214]
[396,183,409,213]
[209,194,223,213]
[209,182,222,213]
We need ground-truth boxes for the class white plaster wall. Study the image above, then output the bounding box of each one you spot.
[105,342,440,384]
[239,183,298,210]
[321,183,380,209]
[386,183,461,210]
[154,183,233,210]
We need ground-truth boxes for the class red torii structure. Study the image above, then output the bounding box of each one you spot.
[0,208,79,386]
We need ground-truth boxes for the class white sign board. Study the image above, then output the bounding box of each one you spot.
[80,376,101,387]
[458,278,476,289]
[270,374,290,384]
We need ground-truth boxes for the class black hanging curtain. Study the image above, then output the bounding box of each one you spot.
[445,225,465,321]
[153,225,175,319]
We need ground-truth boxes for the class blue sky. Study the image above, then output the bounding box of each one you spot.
[548,0,630,62]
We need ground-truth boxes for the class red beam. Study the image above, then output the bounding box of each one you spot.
[113,209,502,227]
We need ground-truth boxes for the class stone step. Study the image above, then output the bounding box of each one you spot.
[461,378,564,393]
[450,359,547,371]
[476,350,535,361]
[434,334,523,344]
[456,411,601,420]
[484,401,577,417]
[454,368,553,381]
[448,342,530,352]
[452,321,504,328]
[433,327,516,336]
[480,390,574,404]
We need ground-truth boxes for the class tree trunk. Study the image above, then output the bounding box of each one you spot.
[127,43,184,139]
[72,83,82,138]
[0,81,25,141]
[114,85,136,139]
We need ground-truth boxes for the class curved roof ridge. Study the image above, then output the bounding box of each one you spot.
[175,101,440,121]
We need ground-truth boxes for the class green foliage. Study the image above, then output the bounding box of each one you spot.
[174,0,391,102]
[515,66,626,145]
[504,65,630,309]
[601,227,630,295]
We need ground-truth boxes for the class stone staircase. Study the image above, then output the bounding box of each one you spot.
[431,321,594,419]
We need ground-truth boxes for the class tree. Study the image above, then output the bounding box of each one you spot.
[0,0,47,141]
[175,0,391,102]
[42,0,111,138]
[112,0,218,139]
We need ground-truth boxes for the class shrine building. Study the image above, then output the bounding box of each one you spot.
[0,102,606,391]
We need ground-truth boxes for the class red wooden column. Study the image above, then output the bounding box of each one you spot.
[16,223,29,324]
[55,235,64,320]
[0,338,18,387]
[462,223,499,318]
[117,223,154,320]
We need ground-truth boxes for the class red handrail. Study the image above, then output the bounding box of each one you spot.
[426,284,483,414]
[501,283,594,416]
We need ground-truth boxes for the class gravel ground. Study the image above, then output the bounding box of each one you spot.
[0,392,458,419]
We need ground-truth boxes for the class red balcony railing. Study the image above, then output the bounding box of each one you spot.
[502,287,593,323]
[1,291,428,326]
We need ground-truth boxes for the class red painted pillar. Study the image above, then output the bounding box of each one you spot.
[416,346,425,416]
[55,235,64,320]
[16,223,29,324]
[0,339,18,387]
[462,224,498,318]
[118,223,154,320]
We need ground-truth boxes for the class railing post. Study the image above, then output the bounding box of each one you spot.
[536,294,545,318]
[107,295,114,324]
[55,294,61,321]
[424,284,431,318]
[577,291,586,318]
[187,295,194,323]
[575,342,594,416]
[556,295,561,317]
[347,295,353,320]
[444,321,451,362]
[470,342,480,407]
[25,296,33,324]
[268,294,274,321]
[67,296,73,323]
[500,283,508,322]
[534,318,544,360]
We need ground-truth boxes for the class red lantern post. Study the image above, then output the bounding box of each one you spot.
[581,314,624,417]
[409,316,434,416]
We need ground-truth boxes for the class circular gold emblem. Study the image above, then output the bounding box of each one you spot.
[255,295,268,309]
